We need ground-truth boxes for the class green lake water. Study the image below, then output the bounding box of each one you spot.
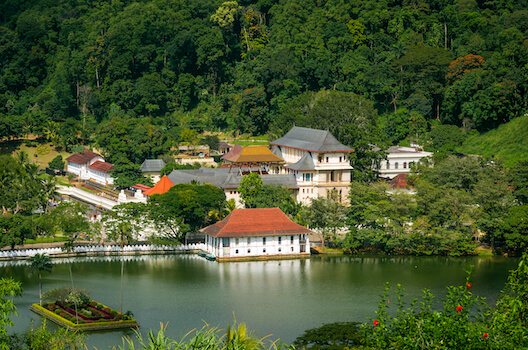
[1,254,519,349]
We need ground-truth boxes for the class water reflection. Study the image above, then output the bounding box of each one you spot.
[2,254,519,349]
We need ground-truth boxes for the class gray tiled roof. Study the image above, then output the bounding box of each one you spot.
[140,159,166,172]
[167,167,298,190]
[261,174,297,189]
[271,146,283,159]
[270,126,354,153]
[285,153,315,171]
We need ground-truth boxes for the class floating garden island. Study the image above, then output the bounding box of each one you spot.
[30,288,139,331]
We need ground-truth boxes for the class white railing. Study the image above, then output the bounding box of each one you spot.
[0,243,206,260]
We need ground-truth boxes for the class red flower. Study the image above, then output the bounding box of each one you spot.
[466,282,472,288]
[456,306,463,312]
[483,333,488,339]
[373,320,379,327]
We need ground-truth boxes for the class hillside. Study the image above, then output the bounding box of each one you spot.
[457,116,528,167]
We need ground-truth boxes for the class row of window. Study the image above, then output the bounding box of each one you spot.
[386,161,415,170]
[234,236,295,245]
[234,246,295,254]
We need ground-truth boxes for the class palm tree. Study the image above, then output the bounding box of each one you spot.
[28,253,53,306]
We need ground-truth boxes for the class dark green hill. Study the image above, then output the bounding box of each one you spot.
[457,116,528,167]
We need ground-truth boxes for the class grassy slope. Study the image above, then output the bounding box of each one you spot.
[0,138,72,169]
[457,115,528,167]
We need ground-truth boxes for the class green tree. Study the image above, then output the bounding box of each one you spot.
[239,173,263,208]
[28,253,52,306]
[510,160,528,205]
[48,155,64,174]
[147,183,226,242]
[0,278,22,350]
[501,205,528,252]
[298,195,347,246]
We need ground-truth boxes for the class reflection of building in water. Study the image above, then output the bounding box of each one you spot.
[202,208,311,261]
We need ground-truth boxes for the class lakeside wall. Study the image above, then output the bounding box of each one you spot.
[0,243,205,261]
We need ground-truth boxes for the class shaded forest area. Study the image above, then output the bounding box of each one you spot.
[0,0,527,166]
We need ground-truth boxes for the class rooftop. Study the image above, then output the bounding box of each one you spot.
[88,160,113,173]
[223,146,284,163]
[143,175,175,196]
[140,159,166,173]
[270,126,354,153]
[66,149,101,165]
[201,208,312,238]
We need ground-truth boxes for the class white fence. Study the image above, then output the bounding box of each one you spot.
[0,243,206,260]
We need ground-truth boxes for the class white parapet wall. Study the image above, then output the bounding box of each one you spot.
[0,243,206,261]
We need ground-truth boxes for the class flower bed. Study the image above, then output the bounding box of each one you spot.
[30,300,139,331]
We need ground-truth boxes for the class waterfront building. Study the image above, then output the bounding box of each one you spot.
[201,208,311,261]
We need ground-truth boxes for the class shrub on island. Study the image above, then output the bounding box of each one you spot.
[31,287,138,331]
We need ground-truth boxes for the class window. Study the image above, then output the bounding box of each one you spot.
[339,156,342,162]
[291,247,294,252]
[235,249,239,254]
[326,157,329,163]
[386,161,390,169]
[303,189,305,193]
[222,238,230,247]
[395,162,399,169]
[248,249,251,253]
[278,247,282,252]
[263,248,266,253]
[247,237,251,244]
[278,236,282,245]
[291,236,294,244]
[403,162,407,169]
[263,237,266,245]
[235,238,239,245]
[318,156,322,163]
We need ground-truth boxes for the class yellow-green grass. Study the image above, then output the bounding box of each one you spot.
[0,138,73,170]
[30,302,139,331]
[24,236,69,244]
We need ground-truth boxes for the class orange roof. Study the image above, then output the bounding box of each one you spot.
[202,208,312,238]
[225,146,284,163]
[88,160,114,173]
[143,175,175,196]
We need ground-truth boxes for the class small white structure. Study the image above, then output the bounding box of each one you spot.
[66,149,104,180]
[270,126,354,204]
[201,208,311,261]
[377,146,432,179]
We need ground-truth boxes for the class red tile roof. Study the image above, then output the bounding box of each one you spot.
[389,173,411,189]
[133,184,152,191]
[202,208,312,238]
[143,175,175,196]
[88,161,114,173]
[66,149,101,165]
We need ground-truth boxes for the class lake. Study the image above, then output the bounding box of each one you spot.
[1,254,519,349]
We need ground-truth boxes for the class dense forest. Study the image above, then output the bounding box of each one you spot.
[0,0,527,178]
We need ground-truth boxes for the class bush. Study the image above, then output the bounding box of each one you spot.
[54,309,61,315]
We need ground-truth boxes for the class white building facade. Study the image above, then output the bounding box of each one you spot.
[377,146,432,179]
[270,126,354,204]
[202,208,311,261]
